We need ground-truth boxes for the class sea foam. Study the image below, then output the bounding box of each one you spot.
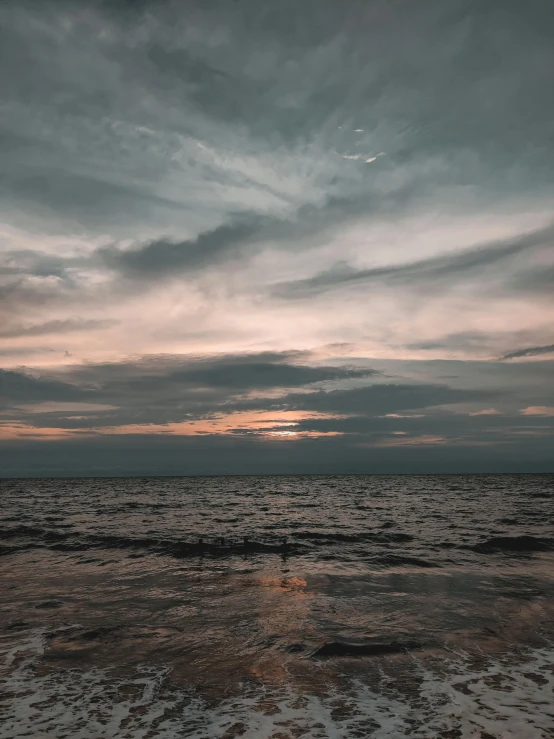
[2,627,553,738]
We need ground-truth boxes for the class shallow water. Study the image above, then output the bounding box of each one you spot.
[1,474,553,738]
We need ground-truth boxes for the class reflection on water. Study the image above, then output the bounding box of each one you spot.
[1,474,553,737]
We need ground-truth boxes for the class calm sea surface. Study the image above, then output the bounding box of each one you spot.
[1,474,553,738]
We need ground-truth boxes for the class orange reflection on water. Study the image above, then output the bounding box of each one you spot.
[260,575,308,592]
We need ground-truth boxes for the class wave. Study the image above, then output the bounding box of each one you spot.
[0,526,304,558]
[311,639,423,658]
[0,525,413,549]
[293,531,414,544]
[369,554,439,568]
[3,627,553,738]
[3,524,552,564]
[472,535,554,553]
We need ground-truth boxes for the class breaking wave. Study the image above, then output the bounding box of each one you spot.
[2,627,553,739]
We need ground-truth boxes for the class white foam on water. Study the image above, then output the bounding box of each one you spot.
[1,629,553,738]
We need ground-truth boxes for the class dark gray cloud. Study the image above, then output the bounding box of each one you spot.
[1,365,500,433]
[1,171,184,232]
[99,0,554,158]
[7,186,427,292]
[94,195,382,280]
[56,351,375,390]
[510,265,554,295]
[0,369,90,405]
[1,352,552,475]
[97,214,275,278]
[2,0,554,238]
[274,223,554,297]
[0,352,377,427]
[236,382,495,417]
[290,408,553,437]
[501,344,554,360]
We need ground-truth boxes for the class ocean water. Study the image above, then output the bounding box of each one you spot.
[1,474,553,738]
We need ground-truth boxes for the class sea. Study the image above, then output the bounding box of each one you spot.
[1,474,553,738]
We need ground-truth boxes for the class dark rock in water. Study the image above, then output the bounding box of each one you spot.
[312,640,422,659]
[472,535,554,553]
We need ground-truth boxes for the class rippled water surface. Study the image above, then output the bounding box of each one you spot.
[1,474,553,737]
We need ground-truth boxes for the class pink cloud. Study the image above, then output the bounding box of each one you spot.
[520,406,554,416]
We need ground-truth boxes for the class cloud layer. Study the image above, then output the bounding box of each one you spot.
[1,0,553,474]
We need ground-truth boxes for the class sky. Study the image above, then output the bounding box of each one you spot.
[0,0,553,476]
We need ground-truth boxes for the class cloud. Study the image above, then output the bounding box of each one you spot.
[16,402,118,414]
[1,350,552,473]
[235,382,496,417]
[57,350,376,390]
[1,0,553,472]
[0,368,90,405]
[520,406,554,416]
[364,154,384,164]
[92,185,434,283]
[0,347,57,357]
[510,265,554,295]
[274,223,554,297]
[373,434,448,447]
[501,344,554,360]
[405,332,493,355]
[0,318,116,339]
[340,152,385,163]
[3,0,554,245]
[96,213,277,278]
[0,354,512,442]
[0,249,83,280]
[0,352,378,430]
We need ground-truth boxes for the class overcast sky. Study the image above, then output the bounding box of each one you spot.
[1,0,553,476]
